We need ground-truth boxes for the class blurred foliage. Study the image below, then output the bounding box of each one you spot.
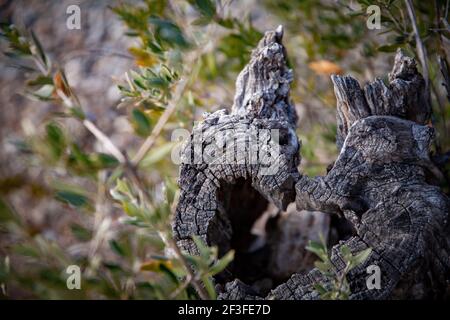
[0,0,449,300]
[0,0,249,299]
[265,0,450,181]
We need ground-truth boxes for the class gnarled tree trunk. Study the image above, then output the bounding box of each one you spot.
[172,27,450,300]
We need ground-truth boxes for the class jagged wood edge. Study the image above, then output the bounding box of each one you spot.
[172,27,300,272]
[269,50,450,300]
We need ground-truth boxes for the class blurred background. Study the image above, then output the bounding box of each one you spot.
[0,0,448,299]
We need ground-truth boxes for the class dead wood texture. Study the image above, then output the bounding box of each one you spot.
[172,27,450,300]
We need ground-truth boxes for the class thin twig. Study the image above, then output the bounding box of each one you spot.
[131,21,218,166]
[125,164,210,300]
[159,232,210,300]
[385,5,406,35]
[131,77,188,165]
[55,88,127,163]
[169,274,193,299]
[336,262,350,299]
[404,0,431,100]
[434,0,450,104]
[26,19,216,300]
[83,119,126,163]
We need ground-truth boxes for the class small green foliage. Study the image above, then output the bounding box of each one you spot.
[306,235,372,300]
[119,66,179,110]
[0,23,30,52]
[55,190,89,208]
[185,236,235,299]
[132,108,153,137]
[70,223,92,242]
[188,0,216,23]
[45,122,66,160]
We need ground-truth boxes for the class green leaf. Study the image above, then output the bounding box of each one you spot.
[0,24,31,55]
[121,200,141,217]
[192,235,211,261]
[201,275,217,299]
[131,108,152,137]
[149,18,190,49]
[159,262,179,285]
[140,141,176,167]
[26,75,53,87]
[0,197,19,224]
[183,254,201,269]
[209,250,234,275]
[30,29,49,69]
[122,216,147,228]
[70,223,92,241]
[13,244,40,258]
[69,106,86,120]
[45,122,65,160]
[306,240,327,259]
[189,0,216,19]
[133,77,147,90]
[377,44,400,52]
[314,283,328,295]
[349,248,372,270]
[314,261,331,273]
[90,153,119,169]
[102,261,124,273]
[55,190,88,208]
[68,143,94,173]
[192,16,214,26]
[340,245,352,259]
[163,177,177,205]
[109,239,126,257]
[216,17,234,29]
[115,178,132,196]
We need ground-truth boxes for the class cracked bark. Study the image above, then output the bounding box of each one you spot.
[172,27,450,300]
[173,26,300,285]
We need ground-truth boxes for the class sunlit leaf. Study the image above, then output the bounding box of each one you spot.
[209,250,234,275]
[201,275,216,299]
[140,259,173,272]
[309,60,343,75]
[140,141,176,167]
[129,47,158,67]
[306,240,327,259]
[349,248,372,270]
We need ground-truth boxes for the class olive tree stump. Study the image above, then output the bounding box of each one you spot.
[173,27,450,300]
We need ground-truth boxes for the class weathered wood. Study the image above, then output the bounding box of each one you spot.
[273,50,449,300]
[173,29,450,299]
[172,26,301,282]
[334,50,430,150]
[266,208,330,281]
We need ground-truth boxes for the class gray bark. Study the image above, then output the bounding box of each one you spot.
[173,27,450,300]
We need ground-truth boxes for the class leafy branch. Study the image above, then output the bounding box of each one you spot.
[306,236,372,300]
[0,16,232,299]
